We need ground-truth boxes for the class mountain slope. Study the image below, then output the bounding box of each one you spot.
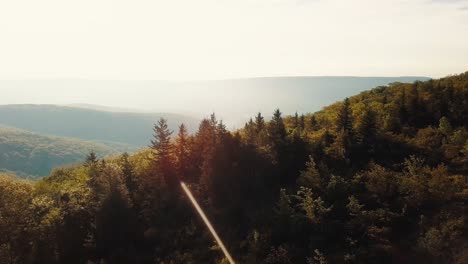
[0,105,200,147]
[0,126,134,178]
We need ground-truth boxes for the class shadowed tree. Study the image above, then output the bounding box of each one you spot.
[255,112,265,132]
[356,104,377,148]
[150,118,175,188]
[175,123,190,182]
[336,98,353,135]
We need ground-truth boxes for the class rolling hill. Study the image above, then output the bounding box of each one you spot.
[0,126,136,178]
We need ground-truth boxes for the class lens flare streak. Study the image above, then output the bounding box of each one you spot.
[180,182,235,264]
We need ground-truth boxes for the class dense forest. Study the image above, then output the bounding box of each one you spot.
[0,73,467,263]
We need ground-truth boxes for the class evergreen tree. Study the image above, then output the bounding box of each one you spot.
[336,98,353,134]
[86,151,102,207]
[407,84,421,126]
[244,118,257,145]
[269,109,287,143]
[150,118,174,187]
[175,123,190,181]
[310,116,319,131]
[196,118,217,193]
[297,156,321,190]
[399,88,408,124]
[216,120,228,141]
[438,116,453,136]
[300,114,306,131]
[151,118,173,162]
[255,112,265,132]
[85,151,98,166]
[120,152,137,196]
[356,104,377,147]
[293,112,300,129]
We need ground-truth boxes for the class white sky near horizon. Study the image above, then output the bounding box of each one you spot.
[0,0,467,81]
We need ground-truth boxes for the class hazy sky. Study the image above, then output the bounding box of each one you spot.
[0,0,467,80]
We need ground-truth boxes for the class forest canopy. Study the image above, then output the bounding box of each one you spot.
[0,73,467,264]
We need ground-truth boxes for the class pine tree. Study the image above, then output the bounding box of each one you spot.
[209,112,217,128]
[175,123,191,182]
[120,152,137,195]
[356,104,377,146]
[438,116,452,136]
[85,151,98,166]
[150,118,174,187]
[269,109,287,143]
[244,118,257,145]
[336,98,353,134]
[399,88,408,124]
[276,189,293,217]
[293,112,300,129]
[310,116,319,131]
[86,150,102,208]
[407,84,421,126]
[196,118,217,193]
[151,118,173,161]
[255,112,265,132]
[297,156,321,190]
[438,116,453,144]
[216,120,228,142]
[300,114,306,131]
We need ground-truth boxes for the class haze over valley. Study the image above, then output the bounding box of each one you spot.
[1,76,429,127]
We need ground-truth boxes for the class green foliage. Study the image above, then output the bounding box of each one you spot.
[297,156,321,190]
[336,98,353,133]
[439,116,453,136]
[1,73,467,263]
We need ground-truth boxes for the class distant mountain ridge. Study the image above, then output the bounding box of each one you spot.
[0,76,430,127]
[65,104,150,113]
[0,105,200,147]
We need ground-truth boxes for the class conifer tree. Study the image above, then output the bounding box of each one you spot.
[300,114,306,131]
[407,84,421,126]
[297,156,321,190]
[150,118,174,187]
[438,116,452,136]
[244,118,257,145]
[399,88,408,124]
[336,98,353,134]
[85,151,98,166]
[255,112,265,132]
[293,112,300,129]
[151,118,173,162]
[86,151,102,206]
[120,152,137,196]
[269,109,287,143]
[356,104,377,146]
[310,116,319,131]
[196,118,217,194]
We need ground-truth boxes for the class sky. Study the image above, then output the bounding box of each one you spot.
[0,0,467,81]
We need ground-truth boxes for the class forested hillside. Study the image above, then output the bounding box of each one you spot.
[0,73,467,264]
[0,126,135,178]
